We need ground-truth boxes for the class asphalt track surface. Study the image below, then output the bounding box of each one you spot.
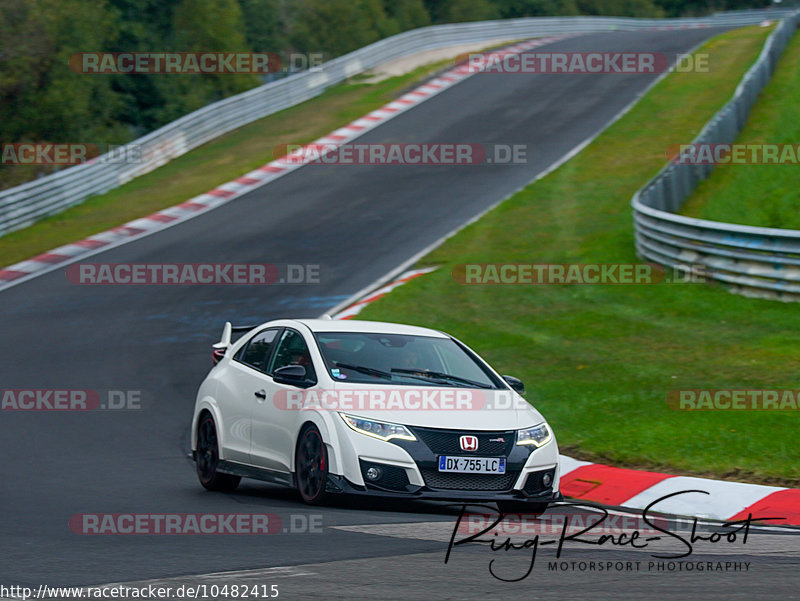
[2,27,798,599]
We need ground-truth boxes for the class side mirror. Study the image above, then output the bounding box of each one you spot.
[502,375,525,396]
[273,364,307,386]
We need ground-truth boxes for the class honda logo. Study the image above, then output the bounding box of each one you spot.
[459,435,478,452]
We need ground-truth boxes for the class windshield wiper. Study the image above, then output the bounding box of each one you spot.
[390,368,492,389]
[332,362,393,380]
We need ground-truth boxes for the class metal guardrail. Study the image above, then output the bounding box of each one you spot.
[633,11,800,301]
[0,9,793,237]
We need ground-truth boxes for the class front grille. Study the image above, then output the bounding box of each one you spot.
[523,468,556,495]
[421,469,518,491]
[359,460,410,492]
[411,427,514,456]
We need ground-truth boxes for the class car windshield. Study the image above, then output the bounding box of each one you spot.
[314,332,500,388]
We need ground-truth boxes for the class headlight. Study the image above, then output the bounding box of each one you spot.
[339,413,416,442]
[516,423,551,447]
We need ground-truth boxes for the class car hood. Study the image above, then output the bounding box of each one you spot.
[328,382,545,430]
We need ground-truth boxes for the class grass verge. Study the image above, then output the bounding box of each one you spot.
[0,58,456,267]
[357,25,799,485]
[682,30,800,228]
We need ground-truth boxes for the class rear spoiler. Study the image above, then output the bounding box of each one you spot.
[212,322,258,349]
[212,322,257,364]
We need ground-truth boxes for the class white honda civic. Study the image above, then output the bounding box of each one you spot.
[191,318,561,513]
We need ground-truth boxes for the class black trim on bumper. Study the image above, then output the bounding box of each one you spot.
[358,459,413,493]
[325,473,560,504]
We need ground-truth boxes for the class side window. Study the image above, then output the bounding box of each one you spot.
[269,329,317,383]
[235,329,280,373]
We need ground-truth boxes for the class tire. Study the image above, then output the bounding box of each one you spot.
[295,424,330,505]
[196,413,241,492]
[497,500,549,515]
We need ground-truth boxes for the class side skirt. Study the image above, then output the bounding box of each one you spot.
[217,459,296,488]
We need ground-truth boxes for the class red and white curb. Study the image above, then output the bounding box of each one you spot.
[0,35,573,291]
[559,456,800,526]
[331,268,800,526]
[331,267,437,319]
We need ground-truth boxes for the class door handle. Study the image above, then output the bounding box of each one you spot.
[254,390,267,400]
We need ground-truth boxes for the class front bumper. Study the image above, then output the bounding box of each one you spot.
[331,421,560,503]
[325,473,562,504]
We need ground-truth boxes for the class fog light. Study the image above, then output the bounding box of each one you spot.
[366,467,381,481]
[542,473,552,487]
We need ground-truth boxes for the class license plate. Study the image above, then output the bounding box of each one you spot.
[438,456,506,474]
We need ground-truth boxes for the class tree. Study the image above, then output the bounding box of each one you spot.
[0,0,122,143]
[492,0,580,17]
[438,0,500,22]
[287,0,393,58]
[238,0,288,52]
[383,0,431,31]
[574,0,663,17]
